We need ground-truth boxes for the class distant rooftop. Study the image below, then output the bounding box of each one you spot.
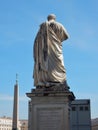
[0,116,12,119]
[92,118,98,126]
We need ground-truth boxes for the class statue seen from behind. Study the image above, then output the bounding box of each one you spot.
[33,14,69,90]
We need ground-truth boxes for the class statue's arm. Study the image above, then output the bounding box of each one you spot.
[60,24,69,42]
[61,25,69,41]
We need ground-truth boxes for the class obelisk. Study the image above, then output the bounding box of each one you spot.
[12,74,19,130]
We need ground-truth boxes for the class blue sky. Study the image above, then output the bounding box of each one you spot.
[0,0,98,119]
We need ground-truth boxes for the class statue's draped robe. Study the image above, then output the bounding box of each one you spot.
[33,20,69,87]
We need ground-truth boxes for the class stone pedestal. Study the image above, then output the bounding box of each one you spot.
[26,87,75,130]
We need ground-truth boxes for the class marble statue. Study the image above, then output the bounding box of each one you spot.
[33,14,69,88]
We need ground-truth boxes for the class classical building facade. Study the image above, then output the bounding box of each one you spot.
[20,120,28,130]
[0,117,28,130]
[0,116,12,130]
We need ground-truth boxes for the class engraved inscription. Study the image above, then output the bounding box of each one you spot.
[37,108,63,130]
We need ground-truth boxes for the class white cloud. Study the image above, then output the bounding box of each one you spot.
[0,94,13,101]
[0,94,28,101]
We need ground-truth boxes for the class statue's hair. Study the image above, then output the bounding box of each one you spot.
[47,14,56,21]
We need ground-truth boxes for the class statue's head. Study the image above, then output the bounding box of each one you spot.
[47,14,56,21]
